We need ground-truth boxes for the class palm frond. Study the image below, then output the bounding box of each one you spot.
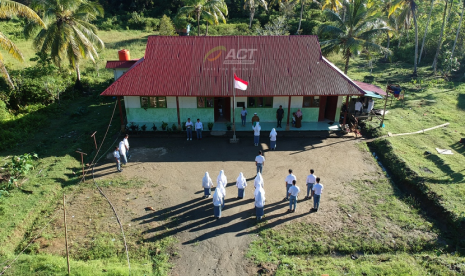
[0,32,24,61]
[0,58,14,87]
[0,0,45,27]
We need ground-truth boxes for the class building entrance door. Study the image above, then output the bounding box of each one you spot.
[214,97,231,122]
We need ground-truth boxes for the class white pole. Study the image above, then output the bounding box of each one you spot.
[232,70,236,140]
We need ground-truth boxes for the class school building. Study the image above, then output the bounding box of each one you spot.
[101,36,366,131]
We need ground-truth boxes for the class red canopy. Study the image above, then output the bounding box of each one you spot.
[353,81,386,96]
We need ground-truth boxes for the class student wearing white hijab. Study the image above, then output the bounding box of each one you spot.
[254,172,264,190]
[212,189,223,219]
[216,184,225,209]
[202,172,214,199]
[236,172,247,199]
[217,170,227,208]
[255,186,266,221]
[269,128,277,150]
[252,122,261,146]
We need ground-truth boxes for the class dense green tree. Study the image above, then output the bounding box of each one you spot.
[318,0,391,74]
[296,0,321,34]
[451,0,464,59]
[159,15,178,35]
[0,1,45,87]
[203,0,228,35]
[25,0,104,87]
[322,0,342,12]
[418,0,435,64]
[177,0,226,36]
[243,0,268,29]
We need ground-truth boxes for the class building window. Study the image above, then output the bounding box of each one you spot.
[248,97,273,108]
[197,97,214,108]
[303,96,319,108]
[141,97,167,108]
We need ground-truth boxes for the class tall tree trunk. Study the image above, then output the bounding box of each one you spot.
[451,0,465,59]
[432,0,449,74]
[385,32,390,61]
[197,12,200,36]
[75,65,82,90]
[343,50,350,75]
[296,0,304,34]
[413,8,419,75]
[249,7,255,29]
[418,0,434,64]
[205,21,209,36]
[398,33,402,48]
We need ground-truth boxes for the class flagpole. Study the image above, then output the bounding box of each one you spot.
[232,68,236,140]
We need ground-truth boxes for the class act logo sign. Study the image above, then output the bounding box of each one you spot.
[203,46,257,64]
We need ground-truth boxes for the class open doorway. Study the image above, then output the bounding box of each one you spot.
[214,97,231,122]
[318,96,338,121]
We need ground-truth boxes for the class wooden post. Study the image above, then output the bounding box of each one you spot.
[380,93,389,127]
[63,194,70,275]
[176,96,181,130]
[75,151,87,180]
[90,131,97,150]
[117,96,124,132]
[286,96,291,131]
[342,95,349,131]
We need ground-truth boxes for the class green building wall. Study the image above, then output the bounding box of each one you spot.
[232,107,319,124]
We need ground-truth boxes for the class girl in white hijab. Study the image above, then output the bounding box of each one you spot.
[217,170,227,208]
[255,186,266,220]
[254,172,264,190]
[236,172,247,199]
[269,128,277,150]
[202,172,214,199]
[252,122,261,146]
[212,189,223,219]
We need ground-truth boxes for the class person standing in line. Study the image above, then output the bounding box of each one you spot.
[202,172,214,199]
[255,150,265,174]
[354,99,363,116]
[241,107,248,126]
[312,177,324,212]
[269,128,277,150]
[254,172,264,190]
[185,118,193,140]
[276,105,284,128]
[113,146,123,172]
[212,189,223,219]
[195,118,203,140]
[253,122,261,146]
[236,172,247,199]
[118,140,127,165]
[287,180,300,213]
[284,169,296,201]
[217,170,227,209]
[254,186,266,221]
[123,134,130,159]
[295,109,303,128]
[251,113,260,126]
[305,169,317,200]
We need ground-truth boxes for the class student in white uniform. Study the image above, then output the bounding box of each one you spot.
[354,100,363,116]
[195,119,203,140]
[236,172,247,199]
[213,189,223,219]
[252,122,261,146]
[305,169,316,200]
[284,169,296,201]
[217,170,227,208]
[255,150,265,174]
[185,118,194,140]
[254,186,266,221]
[118,140,127,165]
[312,177,324,212]
[254,172,264,190]
[202,172,214,198]
[113,146,122,172]
[269,128,277,150]
[123,134,130,158]
[287,180,300,213]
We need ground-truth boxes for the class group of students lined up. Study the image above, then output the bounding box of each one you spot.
[201,169,324,220]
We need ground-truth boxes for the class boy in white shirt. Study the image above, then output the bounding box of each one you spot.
[255,150,265,174]
[185,118,193,140]
[305,169,316,200]
[287,180,300,213]
[113,146,122,172]
[195,118,203,140]
[284,169,296,200]
[312,177,324,212]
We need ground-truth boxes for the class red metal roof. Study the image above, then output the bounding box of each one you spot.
[101,36,365,97]
[105,60,139,69]
[353,81,386,96]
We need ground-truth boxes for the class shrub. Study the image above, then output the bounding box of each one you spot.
[159,15,178,36]
[128,12,160,31]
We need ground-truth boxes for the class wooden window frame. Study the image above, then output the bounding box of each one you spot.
[247,97,273,108]
[302,96,320,108]
[140,96,167,109]
[197,97,214,108]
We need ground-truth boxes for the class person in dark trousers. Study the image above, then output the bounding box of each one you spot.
[276,105,284,128]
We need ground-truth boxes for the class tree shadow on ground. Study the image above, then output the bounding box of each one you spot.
[458,93,465,111]
[425,154,464,184]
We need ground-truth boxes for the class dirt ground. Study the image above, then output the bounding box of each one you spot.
[50,135,383,275]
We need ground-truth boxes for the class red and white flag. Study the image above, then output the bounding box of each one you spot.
[234,74,248,90]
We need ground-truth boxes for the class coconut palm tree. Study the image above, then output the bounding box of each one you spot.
[418,0,435,64]
[388,0,419,75]
[177,0,225,35]
[296,0,321,34]
[203,0,228,36]
[322,0,343,11]
[451,0,464,59]
[432,0,454,73]
[25,0,104,87]
[318,0,391,74]
[244,0,268,29]
[0,1,44,87]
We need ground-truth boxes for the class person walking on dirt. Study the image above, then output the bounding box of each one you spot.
[269,128,277,150]
[213,189,223,219]
[255,150,265,174]
[202,172,214,199]
[118,140,127,165]
[305,169,316,200]
[284,169,296,201]
[253,122,261,146]
[254,186,266,221]
[236,172,247,199]
[276,105,284,128]
[185,118,193,140]
[123,134,130,158]
[312,177,324,212]
[113,146,123,172]
[287,180,300,213]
